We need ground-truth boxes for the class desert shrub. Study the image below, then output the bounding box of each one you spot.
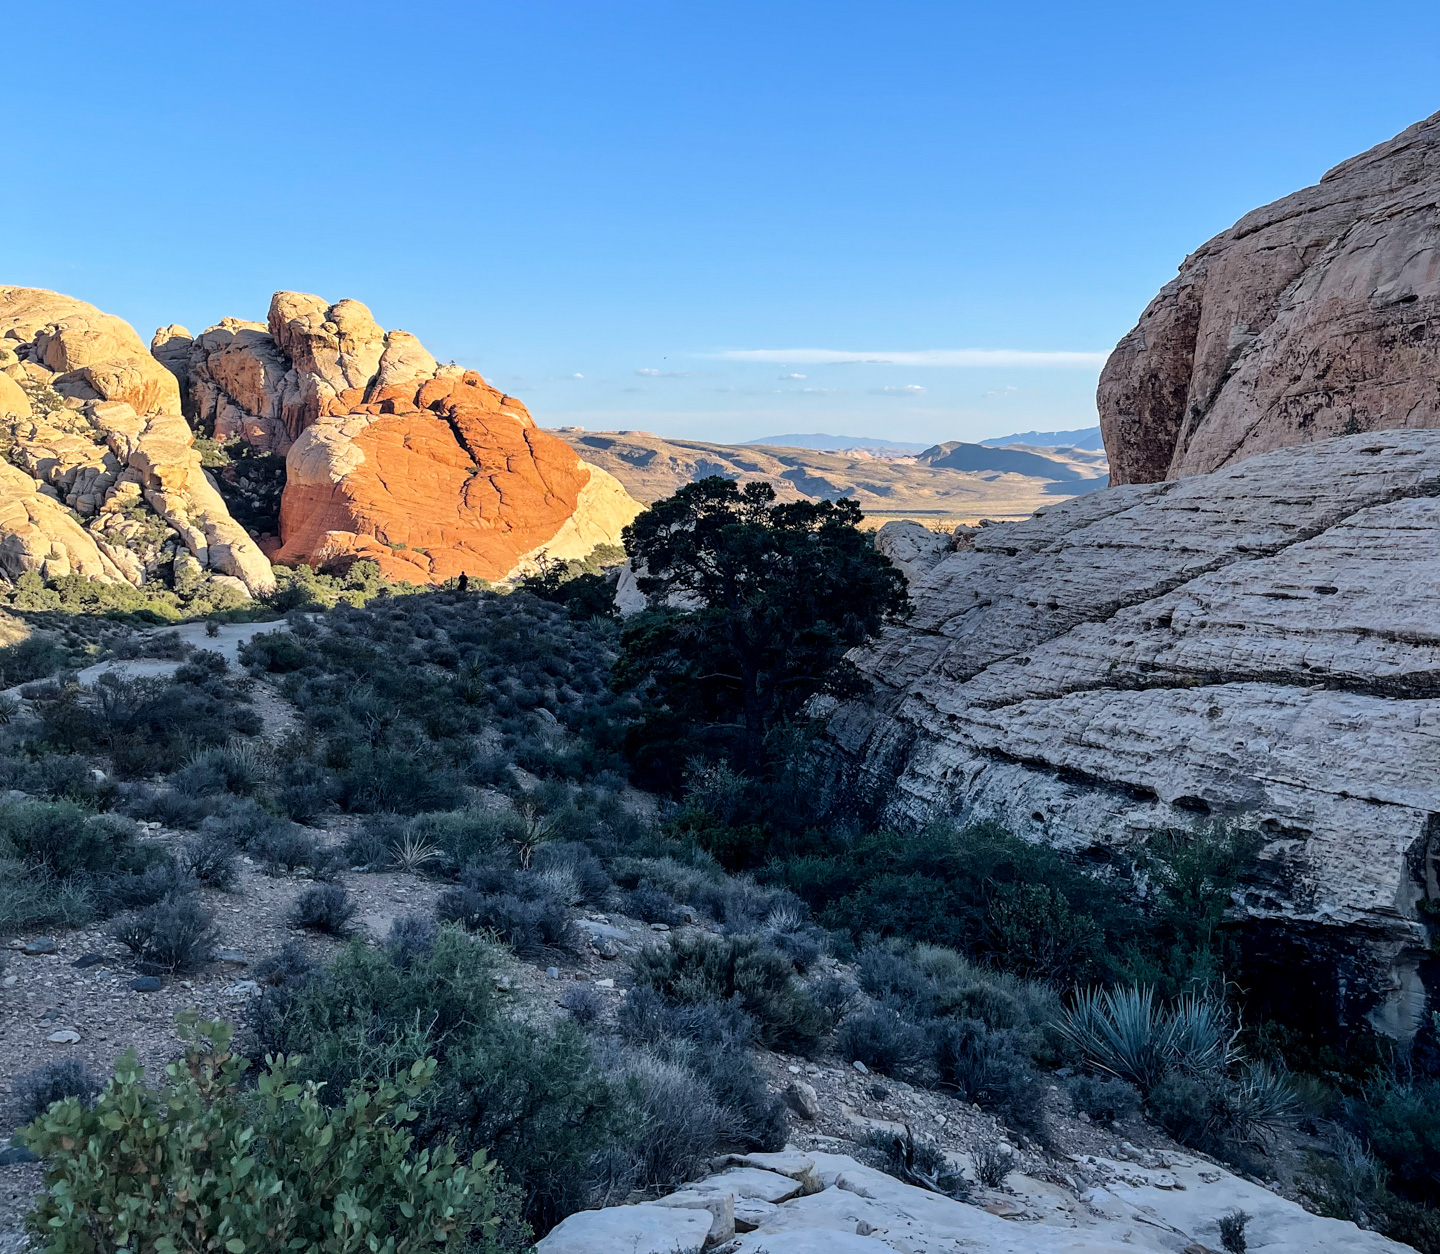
[531,840,611,905]
[0,635,67,687]
[12,1059,100,1124]
[628,932,827,1053]
[34,670,260,778]
[625,879,683,925]
[239,629,313,673]
[836,1007,928,1075]
[1147,1064,1296,1156]
[251,934,627,1234]
[0,800,176,936]
[169,742,263,796]
[254,942,316,988]
[110,892,216,972]
[334,745,468,815]
[560,982,604,1027]
[590,1051,720,1200]
[437,866,576,958]
[292,883,357,935]
[388,914,439,965]
[969,1136,1018,1188]
[1347,1079,1440,1204]
[1067,1073,1141,1123]
[928,1018,1048,1142]
[1217,1209,1250,1253]
[119,784,221,829]
[812,974,860,1026]
[861,1127,968,1199]
[178,833,240,890]
[19,1016,522,1254]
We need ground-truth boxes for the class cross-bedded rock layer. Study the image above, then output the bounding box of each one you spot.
[824,431,1440,1041]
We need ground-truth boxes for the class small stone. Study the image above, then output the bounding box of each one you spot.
[595,939,620,959]
[23,938,57,956]
[787,1065,802,1074]
[213,948,247,964]
[853,1059,869,1074]
[1,975,15,988]
[1078,1112,1090,1123]
[128,976,162,992]
[46,1028,81,1044]
[0,1144,38,1166]
[649,922,670,932]
[71,953,104,969]
[595,978,615,989]
[494,975,512,992]
[546,966,560,979]
[226,980,259,996]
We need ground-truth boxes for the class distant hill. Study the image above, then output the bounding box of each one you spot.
[548,428,1110,526]
[744,432,930,454]
[981,425,1104,450]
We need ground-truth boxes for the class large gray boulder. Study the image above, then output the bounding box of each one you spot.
[1099,110,1440,486]
[821,430,1440,1041]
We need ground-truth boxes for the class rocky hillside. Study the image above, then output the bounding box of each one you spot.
[0,288,274,599]
[155,293,641,584]
[554,429,1108,526]
[1099,110,1440,485]
[821,429,1440,1048]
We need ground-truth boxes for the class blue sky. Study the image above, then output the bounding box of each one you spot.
[5,1,1439,445]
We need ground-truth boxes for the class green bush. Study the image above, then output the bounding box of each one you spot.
[1349,1080,1440,1204]
[628,932,827,1053]
[249,931,627,1234]
[20,1015,523,1254]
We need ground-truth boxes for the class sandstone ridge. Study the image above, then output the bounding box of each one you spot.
[1099,110,1440,484]
[0,287,274,596]
[156,293,640,584]
[823,430,1440,1043]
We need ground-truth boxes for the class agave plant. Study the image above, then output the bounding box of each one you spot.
[389,831,442,873]
[1056,985,1238,1094]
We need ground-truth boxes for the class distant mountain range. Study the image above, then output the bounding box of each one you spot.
[980,425,1104,449]
[745,433,931,454]
[550,428,1110,526]
[742,427,1105,453]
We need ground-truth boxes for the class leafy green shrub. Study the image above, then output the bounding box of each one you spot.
[110,892,216,972]
[12,1059,100,1124]
[170,742,263,796]
[249,932,626,1234]
[628,932,827,1053]
[19,1016,523,1254]
[292,883,357,935]
[1067,1074,1141,1123]
[239,629,313,673]
[1147,1064,1296,1156]
[0,635,67,688]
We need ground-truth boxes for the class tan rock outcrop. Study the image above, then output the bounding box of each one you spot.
[1099,110,1440,484]
[0,287,274,596]
[824,430,1440,1041]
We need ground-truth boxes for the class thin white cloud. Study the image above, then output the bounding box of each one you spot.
[715,348,1108,368]
[880,384,926,395]
[781,372,806,379]
[636,367,661,376]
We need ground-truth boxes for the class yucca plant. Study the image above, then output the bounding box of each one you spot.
[1056,985,1237,1094]
[390,831,442,873]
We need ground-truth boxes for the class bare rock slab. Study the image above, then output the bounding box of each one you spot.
[534,1203,712,1254]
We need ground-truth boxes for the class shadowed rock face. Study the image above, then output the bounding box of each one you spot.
[823,431,1440,1042]
[0,287,274,596]
[1099,110,1440,485]
[153,291,641,584]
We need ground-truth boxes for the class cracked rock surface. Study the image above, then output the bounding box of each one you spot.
[823,430,1440,1041]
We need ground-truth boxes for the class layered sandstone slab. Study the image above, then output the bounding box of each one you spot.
[0,288,274,596]
[1099,110,1440,484]
[161,289,642,584]
[824,431,1440,1040]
